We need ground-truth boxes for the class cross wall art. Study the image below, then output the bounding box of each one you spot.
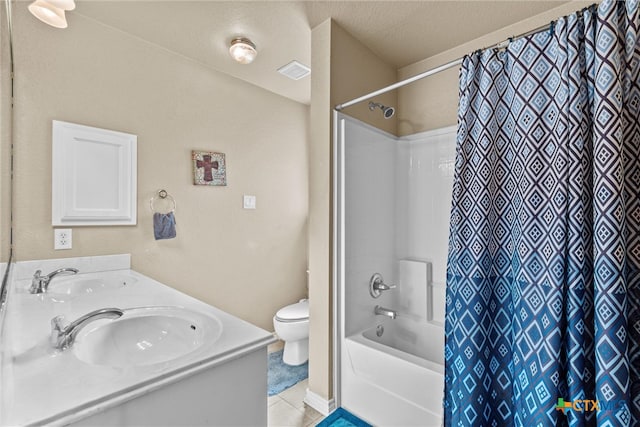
[192,150,227,186]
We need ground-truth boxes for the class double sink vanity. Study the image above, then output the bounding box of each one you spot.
[0,254,275,426]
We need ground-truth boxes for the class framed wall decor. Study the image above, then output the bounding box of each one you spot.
[192,150,227,186]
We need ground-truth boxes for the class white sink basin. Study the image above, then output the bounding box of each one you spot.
[49,276,137,296]
[73,306,222,368]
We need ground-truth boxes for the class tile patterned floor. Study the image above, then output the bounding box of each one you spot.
[268,378,323,427]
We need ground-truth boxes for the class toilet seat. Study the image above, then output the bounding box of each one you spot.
[275,300,309,323]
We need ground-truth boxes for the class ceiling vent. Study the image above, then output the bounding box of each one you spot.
[277,60,311,80]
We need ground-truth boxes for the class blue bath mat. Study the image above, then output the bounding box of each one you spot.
[316,408,371,427]
[267,349,308,396]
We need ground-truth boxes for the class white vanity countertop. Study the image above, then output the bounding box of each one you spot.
[0,257,275,426]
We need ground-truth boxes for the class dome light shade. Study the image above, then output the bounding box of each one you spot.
[229,38,257,64]
[28,0,68,28]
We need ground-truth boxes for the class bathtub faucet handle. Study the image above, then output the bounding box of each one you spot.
[376,282,396,291]
[369,273,396,298]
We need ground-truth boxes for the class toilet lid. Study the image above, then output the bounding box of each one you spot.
[276,300,309,322]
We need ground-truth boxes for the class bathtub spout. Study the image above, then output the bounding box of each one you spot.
[374,305,397,320]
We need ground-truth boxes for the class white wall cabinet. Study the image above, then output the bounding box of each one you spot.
[52,121,137,226]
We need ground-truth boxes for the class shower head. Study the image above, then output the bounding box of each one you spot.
[368,102,395,119]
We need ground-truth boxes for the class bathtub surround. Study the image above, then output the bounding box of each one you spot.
[341,116,397,339]
[445,1,640,425]
[0,254,275,425]
[335,114,455,425]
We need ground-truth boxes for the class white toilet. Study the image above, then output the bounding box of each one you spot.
[273,299,309,366]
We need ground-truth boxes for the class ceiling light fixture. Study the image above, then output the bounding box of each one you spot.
[28,0,75,29]
[229,37,257,65]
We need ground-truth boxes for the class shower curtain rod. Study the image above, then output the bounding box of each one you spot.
[334,21,555,111]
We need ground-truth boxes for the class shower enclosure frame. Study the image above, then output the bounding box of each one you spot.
[331,109,345,409]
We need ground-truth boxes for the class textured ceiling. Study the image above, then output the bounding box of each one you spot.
[303,1,569,68]
[73,1,570,104]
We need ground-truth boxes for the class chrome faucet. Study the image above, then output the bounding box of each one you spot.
[50,307,124,350]
[374,305,397,320]
[30,268,79,294]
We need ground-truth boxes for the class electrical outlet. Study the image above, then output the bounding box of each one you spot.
[54,228,72,250]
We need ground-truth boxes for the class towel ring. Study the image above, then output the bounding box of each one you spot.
[150,189,176,213]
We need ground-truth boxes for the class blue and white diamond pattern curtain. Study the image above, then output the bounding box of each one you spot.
[444,1,640,426]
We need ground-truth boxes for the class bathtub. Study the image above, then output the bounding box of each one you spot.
[342,317,444,426]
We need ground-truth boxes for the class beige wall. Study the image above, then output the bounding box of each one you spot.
[308,18,397,402]
[10,8,309,331]
[309,18,332,404]
[397,1,593,135]
[330,23,397,136]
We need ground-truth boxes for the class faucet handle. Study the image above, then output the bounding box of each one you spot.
[50,315,66,348]
[369,273,396,298]
[29,270,44,294]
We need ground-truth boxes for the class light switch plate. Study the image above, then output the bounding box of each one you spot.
[243,195,256,209]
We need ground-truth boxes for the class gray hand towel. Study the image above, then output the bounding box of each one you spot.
[153,212,176,240]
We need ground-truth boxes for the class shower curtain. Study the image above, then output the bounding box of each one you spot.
[444,1,640,426]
